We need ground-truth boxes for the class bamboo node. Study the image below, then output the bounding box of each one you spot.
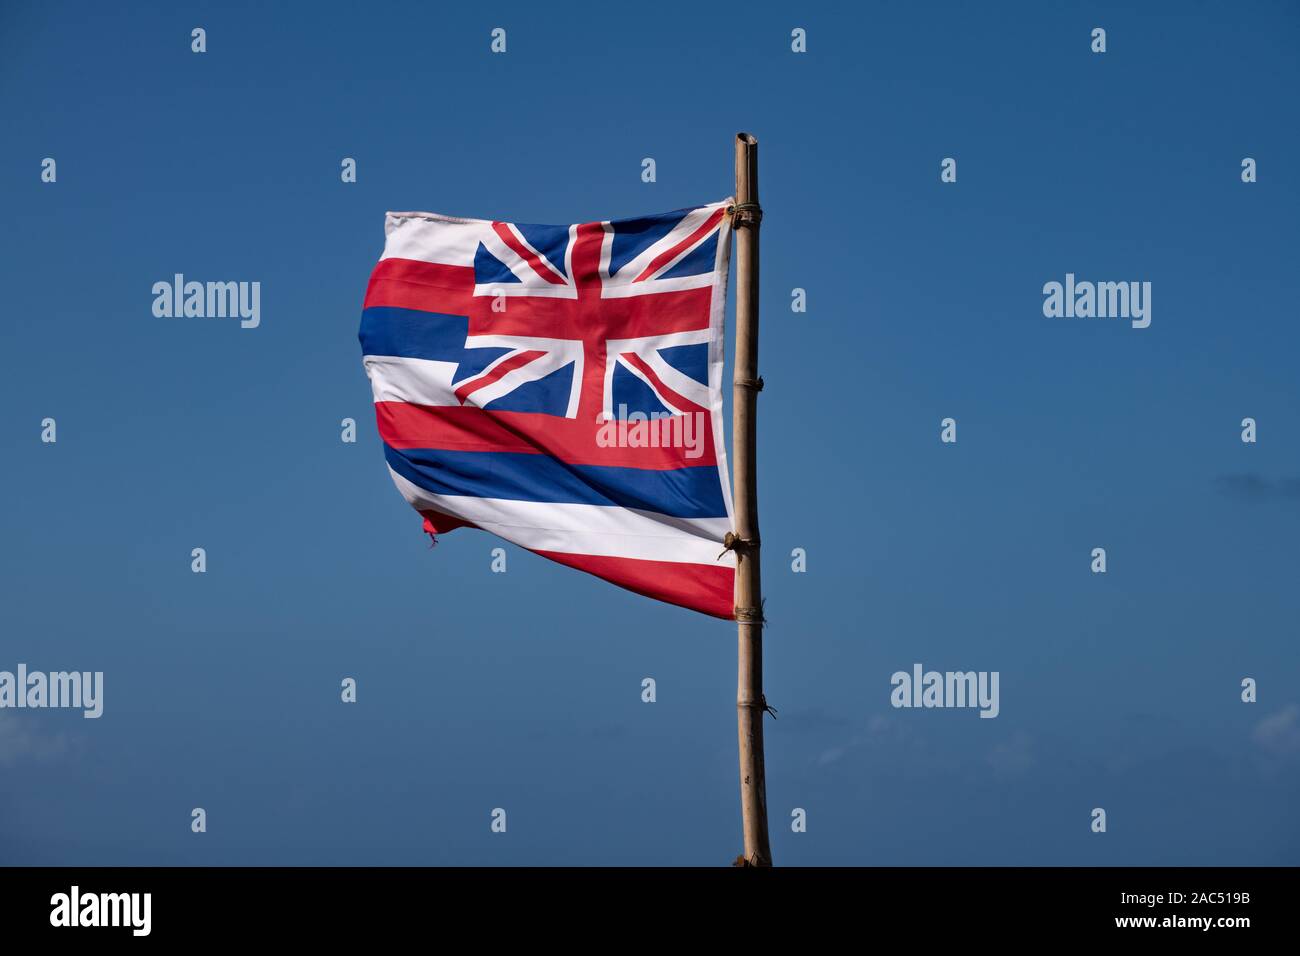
[734,595,768,626]
[737,694,777,718]
[729,201,763,228]
[734,376,764,392]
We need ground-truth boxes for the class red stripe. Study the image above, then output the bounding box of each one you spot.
[365,257,713,340]
[452,350,546,405]
[533,550,734,619]
[633,208,725,282]
[492,223,567,285]
[375,401,718,469]
[419,509,475,536]
[365,258,574,328]
[363,259,476,313]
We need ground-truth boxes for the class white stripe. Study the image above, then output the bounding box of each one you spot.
[387,468,736,567]
[364,355,458,406]
[381,213,578,299]
[599,272,715,299]
[382,213,484,266]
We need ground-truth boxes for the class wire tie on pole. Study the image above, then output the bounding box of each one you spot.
[729,201,763,228]
[718,531,761,560]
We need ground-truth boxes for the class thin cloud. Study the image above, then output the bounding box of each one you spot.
[0,712,71,767]
[1216,474,1300,502]
[1253,704,1300,757]
[987,731,1034,775]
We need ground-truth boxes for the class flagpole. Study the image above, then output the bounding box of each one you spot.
[730,132,772,866]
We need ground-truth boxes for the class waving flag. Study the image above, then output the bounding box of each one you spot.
[359,201,737,618]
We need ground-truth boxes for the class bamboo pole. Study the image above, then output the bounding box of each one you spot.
[731,132,772,867]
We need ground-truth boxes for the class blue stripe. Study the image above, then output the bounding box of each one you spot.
[360,306,469,361]
[361,307,514,386]
[385,445,728,519]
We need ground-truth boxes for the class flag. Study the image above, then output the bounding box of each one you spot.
[359,201,737,618]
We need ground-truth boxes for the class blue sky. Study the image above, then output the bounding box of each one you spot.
[1,0,1297,865]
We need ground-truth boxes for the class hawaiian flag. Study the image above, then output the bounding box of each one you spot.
[359,201,737,618]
